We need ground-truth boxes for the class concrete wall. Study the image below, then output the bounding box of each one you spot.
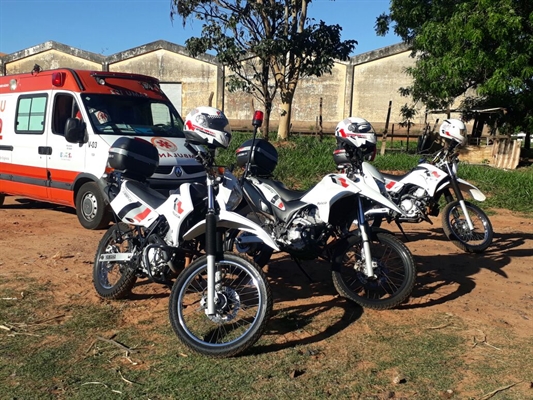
[106,41,222,116]
[224,59,350,132]
[1,39,426,134]
[1,42,103,74]
[352,43,416,132]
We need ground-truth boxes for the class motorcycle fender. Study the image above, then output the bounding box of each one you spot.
[457,178,486,201]
[436,179,486,201]
[182,209,280,251]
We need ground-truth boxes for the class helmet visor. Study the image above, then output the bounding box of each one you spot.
[348,122,375,134]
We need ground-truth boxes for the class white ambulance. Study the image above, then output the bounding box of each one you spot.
[0,67,204,229]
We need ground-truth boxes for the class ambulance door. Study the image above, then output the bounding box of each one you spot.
[9,93,49,200]
[46,92,87,204]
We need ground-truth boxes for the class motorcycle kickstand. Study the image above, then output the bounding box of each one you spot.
[394,220,410,242]
[291,257,315,283]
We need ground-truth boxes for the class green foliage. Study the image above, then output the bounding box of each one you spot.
[170,0,357,139]
[219,132,533,215]
[376,0,533,134]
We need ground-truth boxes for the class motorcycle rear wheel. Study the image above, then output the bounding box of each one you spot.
[441,200,493,253]
[332,232,416,310]
[93,222,138,299]
[169,253,272,358]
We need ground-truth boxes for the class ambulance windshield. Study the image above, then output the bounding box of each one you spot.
[81,94,185,137]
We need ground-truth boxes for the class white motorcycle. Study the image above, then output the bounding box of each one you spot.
[93,107,279,357]
[227,111,417,310]
[337,118,493,253]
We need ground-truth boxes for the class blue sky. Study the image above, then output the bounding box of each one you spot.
[0,0,401,56]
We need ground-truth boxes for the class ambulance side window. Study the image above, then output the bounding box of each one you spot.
[52,94,77,136]
[15,94,47,134]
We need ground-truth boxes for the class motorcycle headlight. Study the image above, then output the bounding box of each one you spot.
[226,185,243,211]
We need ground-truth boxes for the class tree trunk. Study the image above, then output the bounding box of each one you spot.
[277,86,295,140]
[264,103,272,141]
[277,101,292,140]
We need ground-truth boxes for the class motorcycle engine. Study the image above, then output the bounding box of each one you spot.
[140,223,176,281]
[398,187,432,222]
[280,208,327,258]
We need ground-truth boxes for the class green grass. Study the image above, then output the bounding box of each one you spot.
[218,132,533,216]
[2,277,532,399]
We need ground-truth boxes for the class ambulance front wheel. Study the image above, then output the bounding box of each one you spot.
[76,182,112,230]
[0,194,5,207]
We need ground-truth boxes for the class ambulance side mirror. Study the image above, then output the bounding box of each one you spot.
[65,118,86,143]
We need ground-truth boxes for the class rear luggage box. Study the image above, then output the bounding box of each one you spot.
[108,137,159,180]
[235,138,278,177]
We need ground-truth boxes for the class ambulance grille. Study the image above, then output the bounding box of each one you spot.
[154,165,205,176]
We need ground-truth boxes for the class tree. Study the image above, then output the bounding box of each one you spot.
[171,0,356,140]
[375,0,533,147]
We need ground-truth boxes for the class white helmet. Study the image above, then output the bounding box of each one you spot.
[439,119,467,145]
[335,117,377,157]
[184,106,232,148]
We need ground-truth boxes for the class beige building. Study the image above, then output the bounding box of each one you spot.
[1,39,437,135]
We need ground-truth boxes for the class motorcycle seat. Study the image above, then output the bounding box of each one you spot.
[124,180,168,209]
[260,178,310,201]
[380,172,410,182]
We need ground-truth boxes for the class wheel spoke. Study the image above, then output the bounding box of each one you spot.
[169,254,271,356]
[332,233,416,310]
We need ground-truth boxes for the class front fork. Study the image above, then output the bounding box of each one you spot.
[356,197,376,278]
[205,177,220,316]
[443,164,475,231]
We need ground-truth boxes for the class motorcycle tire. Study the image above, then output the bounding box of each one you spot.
[331,232,416,310]
[168,253,272,358]
[225,205,274,268]
[93,222,138,299]
[441,200,493,253]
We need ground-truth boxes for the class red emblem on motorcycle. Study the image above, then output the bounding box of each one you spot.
[337,177,349,188]
[175,199,184,214]
[271,195,285,210]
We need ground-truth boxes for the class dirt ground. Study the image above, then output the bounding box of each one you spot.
[1,194,532,343]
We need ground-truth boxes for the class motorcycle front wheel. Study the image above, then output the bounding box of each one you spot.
[168,253,272,358]
[331,232,416,310]
[441,200,493,253]
[93,222,138,299]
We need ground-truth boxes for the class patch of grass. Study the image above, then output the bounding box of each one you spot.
[460,164,533,214]
[218,133,533,216]
[2,275,532,400]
